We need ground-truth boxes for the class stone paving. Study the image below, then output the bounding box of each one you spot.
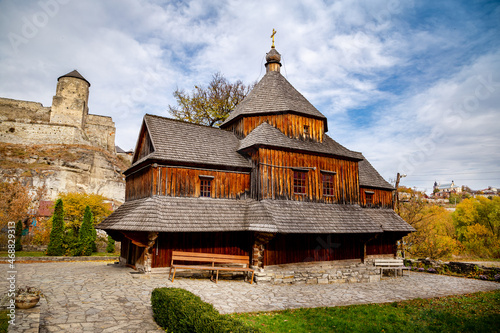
[1,261,499,332]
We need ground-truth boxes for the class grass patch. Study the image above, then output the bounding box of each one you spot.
[230,291,500,333]
[0,310,8,333]
[0,251,117,257]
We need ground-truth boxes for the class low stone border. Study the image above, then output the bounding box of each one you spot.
[254,259,381,284]
[0,256,118,263]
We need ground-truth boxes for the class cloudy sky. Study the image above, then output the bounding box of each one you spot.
[1,0,499,193]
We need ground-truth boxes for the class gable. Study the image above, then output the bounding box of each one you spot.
[132,120,155,164]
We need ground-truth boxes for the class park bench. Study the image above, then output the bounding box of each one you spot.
[374,259,410,277]
[168,251,254,284]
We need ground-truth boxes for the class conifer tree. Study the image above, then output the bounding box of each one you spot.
[78,206,95,256]
[47,199,65,256]
[106,235,115,253]
[15,220,23,251]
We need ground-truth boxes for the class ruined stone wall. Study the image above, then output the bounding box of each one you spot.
[0,121,88,146]
[84,114,116,153]
[0,97,51,123]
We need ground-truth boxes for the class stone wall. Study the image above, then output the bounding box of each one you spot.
[0,121,89,146]
[254,260,381,284]
[0,97,50,123]
[50,76,89,127]
[84,114,116,153]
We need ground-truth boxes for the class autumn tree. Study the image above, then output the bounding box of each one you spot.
[47,199,65,256]
[57,193,112,232]
[168,72,254,127]
[0,181,30,230]
[452,197,500,258]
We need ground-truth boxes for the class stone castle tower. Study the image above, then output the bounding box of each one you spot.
[50,70,90,128]
[0,70,115,153]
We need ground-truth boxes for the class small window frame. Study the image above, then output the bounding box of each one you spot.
[322,172,336,197]
[199,175,214,198]
[293,170,307,195]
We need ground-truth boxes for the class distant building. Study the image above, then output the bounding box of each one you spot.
[475,187,499,198]
[433,180,462,198]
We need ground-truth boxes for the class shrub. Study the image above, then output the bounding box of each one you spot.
[427,268,437,273]
[479,275,488,280]
[15,220,23,251]
[46,199,65,256]
[151,288,259,333]
[106,235,115,253]
[78,206,95,256]
[418,268,424,272]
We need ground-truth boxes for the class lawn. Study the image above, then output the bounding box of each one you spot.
[230,290,500,333]
[0,310,8,333]
[0,251,117,257]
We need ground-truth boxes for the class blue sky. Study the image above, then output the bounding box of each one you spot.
[0,0,499,193]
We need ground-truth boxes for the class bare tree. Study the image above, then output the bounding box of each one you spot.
[168,72,254,127]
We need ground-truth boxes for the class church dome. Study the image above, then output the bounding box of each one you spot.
[266,48,281,63]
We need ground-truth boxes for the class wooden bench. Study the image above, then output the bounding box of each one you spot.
[374,259,410,277]
[168,251,254,284]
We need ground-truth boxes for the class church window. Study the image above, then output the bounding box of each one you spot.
[293,171,307,194]
[322,172,335,196]
[199,175,214,197]
[365,191,375,206]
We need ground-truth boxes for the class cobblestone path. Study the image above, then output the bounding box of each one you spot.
[1,261,499,332]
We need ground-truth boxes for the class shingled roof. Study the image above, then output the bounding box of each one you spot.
[98,196,413,234]
[239,122,362,160]
[221,71,327,130]
[132,114,251,169]
[58,70,90,86]
[359,156,394,190]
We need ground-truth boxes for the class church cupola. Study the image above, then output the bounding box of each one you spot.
[265,29,282,73]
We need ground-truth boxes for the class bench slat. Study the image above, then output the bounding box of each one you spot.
[169,251,254,284]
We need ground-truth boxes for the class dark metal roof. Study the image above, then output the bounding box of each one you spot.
[132,114,252,169]
[98,196,413,234]
[359,156,394,190]
[57,70,90,86]
[221,71,327,129]
[239,122,362,160]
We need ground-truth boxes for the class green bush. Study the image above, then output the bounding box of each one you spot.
[151,288,259,333]
[78,206,95,256]
[47,199,65,256]
[15,220,23,251]
[106,235,115,253]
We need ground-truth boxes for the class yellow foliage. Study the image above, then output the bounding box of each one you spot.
[57,192,112,230]
[403,204,460,259]
[32,218,52,246]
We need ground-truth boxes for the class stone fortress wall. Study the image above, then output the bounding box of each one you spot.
[0,70,115,153]
[0,70,125,203]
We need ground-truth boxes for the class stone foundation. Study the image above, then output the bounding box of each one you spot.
[254,260,380,284]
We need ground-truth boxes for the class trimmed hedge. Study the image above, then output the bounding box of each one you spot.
[151,288,260,333]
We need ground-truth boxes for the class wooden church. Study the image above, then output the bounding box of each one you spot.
[98,38,414,280]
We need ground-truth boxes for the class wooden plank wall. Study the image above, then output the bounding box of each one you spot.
[125,166,153,201]
[366,233,401,256]
[227,114,325,142]
[126,166,251,200]
[256,148,360,204]
[264,234,362,266]
[133,126,154,163]
[359,187,394,208]
[152,232,252,268]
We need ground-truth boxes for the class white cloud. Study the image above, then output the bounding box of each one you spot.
[0,0,498,190]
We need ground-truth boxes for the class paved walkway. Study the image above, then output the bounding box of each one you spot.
[1,262,499,332]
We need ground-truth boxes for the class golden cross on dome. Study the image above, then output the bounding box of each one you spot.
[271,29,276,48]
